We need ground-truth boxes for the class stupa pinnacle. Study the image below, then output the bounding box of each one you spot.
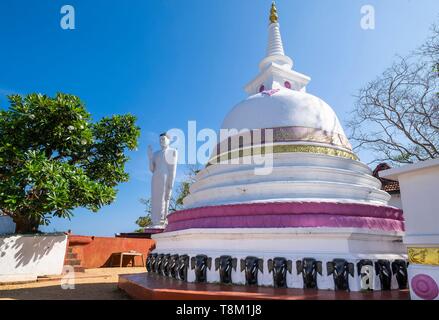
[245,3,310,94]
[269,2,279,24]
[265,2,286,58]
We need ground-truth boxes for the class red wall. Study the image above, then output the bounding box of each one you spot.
[68,235,156,269]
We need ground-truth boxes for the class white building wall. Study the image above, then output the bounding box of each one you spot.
[380,158,439,300]
[0,233,68,283]
[398,166,439,241]
[0,215,15,235]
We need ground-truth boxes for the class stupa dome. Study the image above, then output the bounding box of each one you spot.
[222,88,349,148]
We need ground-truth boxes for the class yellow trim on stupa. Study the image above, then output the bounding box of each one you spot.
[207,144,358,166]
[269,2,278,24]
[408,247,439,266]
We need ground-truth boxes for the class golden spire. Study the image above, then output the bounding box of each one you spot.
[269,1,279,24]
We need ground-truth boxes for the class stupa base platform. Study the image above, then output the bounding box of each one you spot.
[118,272,410,300]
[151,227,406,291]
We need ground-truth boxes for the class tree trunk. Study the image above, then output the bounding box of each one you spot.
[13,214,40,234]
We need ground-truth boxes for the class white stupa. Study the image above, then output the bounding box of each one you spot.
[152,3,406,291]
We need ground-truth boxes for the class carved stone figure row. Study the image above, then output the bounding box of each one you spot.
[146,253,408,291]
[296,258,408,291]
[357,259,409,291]
[146,253,190,281]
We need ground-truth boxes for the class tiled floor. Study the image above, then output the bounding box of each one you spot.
[118,272,410,300]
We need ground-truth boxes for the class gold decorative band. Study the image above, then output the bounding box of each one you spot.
[213,126,352,155]
[408,247,439,266]
[207,144,358,166]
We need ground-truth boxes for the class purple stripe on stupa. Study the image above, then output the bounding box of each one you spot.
[165,201,404,233]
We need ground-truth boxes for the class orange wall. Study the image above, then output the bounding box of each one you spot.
[68,235,155,269]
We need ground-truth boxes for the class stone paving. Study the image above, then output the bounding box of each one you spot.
[0,267,145,300]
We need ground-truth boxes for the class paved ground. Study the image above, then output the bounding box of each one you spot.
[0,267,145,300]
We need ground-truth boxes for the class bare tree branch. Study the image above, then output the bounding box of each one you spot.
[347,24,439,166]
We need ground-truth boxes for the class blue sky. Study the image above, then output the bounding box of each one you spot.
[1,0,438,236]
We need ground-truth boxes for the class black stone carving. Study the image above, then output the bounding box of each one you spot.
[327,259,354,291]
[215,255,237,284]
[169,254,179,279]
[146,253,153,272]
[392,259,408,289]
[296,258,322,289]
[375,259,392,290]
[150,253,158,273]
[178,254,189,281]
[162,254,171,276]
[240,256,264,286]
[156,254,164,275]
[268,257,293,288]
[191,254,212,283]
[357,259,374,290]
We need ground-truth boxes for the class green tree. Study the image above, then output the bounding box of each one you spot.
[134,199,152,232]
[0,93,140,233]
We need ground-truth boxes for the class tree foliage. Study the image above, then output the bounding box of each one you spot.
[0,93,140,233]
[348,25,439,165]
[134,200,152,232]
[168,165,199,213]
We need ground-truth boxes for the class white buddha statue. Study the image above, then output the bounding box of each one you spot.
[147,133,178,227]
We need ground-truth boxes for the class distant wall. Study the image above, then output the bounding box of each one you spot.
[0,215,15,235]
[0,233,68,283]
[68,235,155,269]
